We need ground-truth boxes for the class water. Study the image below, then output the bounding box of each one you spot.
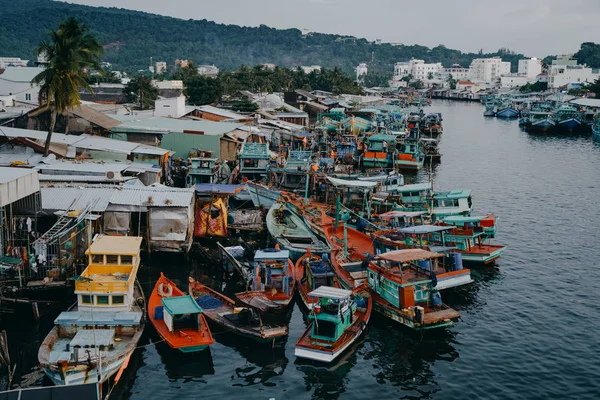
[9,100,600,399]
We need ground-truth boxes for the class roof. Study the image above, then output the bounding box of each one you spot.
[295,89,317,100]
[397,183,432,192]
[435,189,472,199]
[162,295,204,315]
[86,235,143,255]
[240,142,268,158]
[457,81,475,85]
[443,216,489,224]
[569,98,600,108]
[198,105,247,120]
[327,176,378,188]
[41,187,114,212]
[109,186,194,207]
[37,162,130,174]
[399,225,457,234]
[0,167,40,207]
[0,166,37,184]
[254,249,290,260]
[307,286,352,300]
[376,211,427,219]
[195,183,245,194]
[112,117,243,136]
[0,67,45,83]
[375,249,443,263]
[68,105,120,130]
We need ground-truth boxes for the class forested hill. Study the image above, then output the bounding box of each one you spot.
[0,0,531,74]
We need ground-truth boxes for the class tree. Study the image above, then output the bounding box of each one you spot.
[427,72,434,80]
[172,62,198,84]
[446,73,457,89]
[584,78,600,98]
[409,80,424,89]
[123,76,158,109]
[185,75,222,105]
[401,74,413,83]
[231,96,259,112]
[32,17,103,156]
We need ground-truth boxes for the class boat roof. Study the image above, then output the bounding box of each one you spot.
[397,183,432,192]
[308,286,352,300]
[376,211,427,219]
[254,249,290,260]
[443,215,489,224]
[162,295,203,316]
[399,225,456,234]
[54,311,142,326]
[327,176,378,188]
[434,189,472,199]
[85,236,143,256]
[375,249,444,263]
[420,138,438,142]
[195,183,245,195]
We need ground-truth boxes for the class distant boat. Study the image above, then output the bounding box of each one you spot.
[555,106,583,131]
[148,273,214,353]
[527,111,556,132]
[189,279,288,343]
[38,236,145,386]
[495,104,520,118]
[294,285,372,363]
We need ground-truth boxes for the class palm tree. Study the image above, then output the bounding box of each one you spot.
[32,17,103,156]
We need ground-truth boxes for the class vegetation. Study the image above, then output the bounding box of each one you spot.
[123,76,158,109]
[361,71,392,88]
[1,0,530,74]
[574,42,600,68]
[446,74,457,89]
[32,16,103,155]
[519,81,548,93]
[231,97,259,112]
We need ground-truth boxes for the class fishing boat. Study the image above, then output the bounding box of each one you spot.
[270,150,313,190]
[296,251,339,310]
[554,105,583,131]
[434,218,506,264]
[189,279,288,343]
[442,215,499,239]
[148,273,214,353]
[362,134,397,169]
[367,249,460,330]
[421,138,441,163]
[294,285,372,363]
[593,122,600,138]
[247,182,281,209]
[395,140,425,171]
[38,236,145,386]
[526,111,556,132]
[266,201,330,261]
[241,248,300,307]
[495,102,519,118]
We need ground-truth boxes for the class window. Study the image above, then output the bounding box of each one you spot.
[106,255,118,264]
[97,296,109,305]
[81,295,91,304]
[120,255,133,265]
[92,254,104,264]
[25,93,31,101]
[112,295,124,305]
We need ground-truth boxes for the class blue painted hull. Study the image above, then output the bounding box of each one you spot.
[593,124,600,138]
[557,118,582,130]
[496,108,519,118]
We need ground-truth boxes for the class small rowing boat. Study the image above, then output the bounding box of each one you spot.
[148,273,214,353]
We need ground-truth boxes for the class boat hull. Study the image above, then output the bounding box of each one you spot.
[42,353,131,386]
[434,270,474,290]
[557,118,582,130]
[496,108,519,118]
[248,183,281,208]
[372,295,455,330]
[294,330,362,363]
[458,246,505,264]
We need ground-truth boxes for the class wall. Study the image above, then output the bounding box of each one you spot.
[161,133,222,158]
[0,81,40,104]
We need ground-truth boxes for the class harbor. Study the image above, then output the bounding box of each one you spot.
[1,99,599,399]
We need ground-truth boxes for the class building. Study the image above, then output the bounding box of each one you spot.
[0,67,45,104]
[439,64,471,81]
[468,57,511,84]
[261,63,277,71]
[300,65,321,74]
[518,58,542,79]
[356,63,368,81]
[500,75,529,88]
[197,65,219,78]
[174,59,190,68]
[155,61,167,75]
[548,56,600,89]
[0,57,29,68]
[154,96,186,119]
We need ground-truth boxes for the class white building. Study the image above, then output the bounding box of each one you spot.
[356,63,368,81]
[197,64,219,78]
[518,58,542,79]
[439,64,470,81]
[154,96,186,118]
[0,57,29,69]
[500,75,529,88]
[392,59,442,82]
[548,56,600,89]
[300,65,322,74]
[468,57,511,84]
[155,62,167,75]
[0,67,45,104]
[152,80,184,90]
[262,63,277,71]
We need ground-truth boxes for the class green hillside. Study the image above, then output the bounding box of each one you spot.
[0,0,532,74]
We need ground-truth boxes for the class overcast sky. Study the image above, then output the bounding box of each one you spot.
[64,0,600,56]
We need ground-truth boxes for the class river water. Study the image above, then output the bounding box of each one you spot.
[9,100,600,399]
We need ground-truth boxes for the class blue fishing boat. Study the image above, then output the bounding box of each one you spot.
[247,182,281,208]
[527,111,556,132]
[495,102,520,118]
[270,150,313,191]
[592,122,600,138]
[238,142,270,181]
[362,134,396,169]
[554,105,583,131]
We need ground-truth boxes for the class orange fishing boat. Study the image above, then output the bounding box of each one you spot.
[294,285,372,363]
[295,250,340,310]
[148,273,214,353]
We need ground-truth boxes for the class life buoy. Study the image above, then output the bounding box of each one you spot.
[158,282,173,297]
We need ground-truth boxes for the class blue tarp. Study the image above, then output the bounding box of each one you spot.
[399,225,457,235]
[195,184,246,194]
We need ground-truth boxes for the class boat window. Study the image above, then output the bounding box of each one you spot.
[81,295,91,304]
[112,295,124,305]
[92,254,104,264]
[97,295,109,305]
[106,255,118,264]
[120,255,133,265]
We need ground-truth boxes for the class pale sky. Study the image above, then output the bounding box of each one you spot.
[63,0,600,56]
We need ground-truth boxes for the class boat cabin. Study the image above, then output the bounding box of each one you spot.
[431,189,473,218]
[308,286,356,342]
[160,295,204,334]
[442,215,498,238]
[304,256,336,291]
[239,142,270,180]
[76,236,143,312]
[186,157,218,187]
[252,249,293,297]
[272,150,313,190]
[363,134,396,168]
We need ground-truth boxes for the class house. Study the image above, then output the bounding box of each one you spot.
[548,56,600,89]
[79,83,126,104]
[27,104,121,136]
[500,75,529,88]
[195,105,251,122]
[0,67,45,104]
[0,57,29,68]
[197,65,219,78]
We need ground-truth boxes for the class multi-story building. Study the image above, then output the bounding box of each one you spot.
[518,58,542,79]
[197,64,219,78]
[356,63,368,81]
[468,57,511,84]
[0,57,29,69]
[438,64,470,81]
[155,61,167,75]
[547,55,600,88]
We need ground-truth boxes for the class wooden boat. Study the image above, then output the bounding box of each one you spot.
[189,279,288,343]
[294,285,372,363]
[434,218,505,264]
[241,248,302,308]
[38,236,145,386]
[148,273,214,353]
[295,251,339,310]
[368,249,460,330]
[421,138,441,163]
[266,201,330,262]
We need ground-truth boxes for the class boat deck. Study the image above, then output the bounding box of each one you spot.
[463,244,505,254]
[423,308,460,324]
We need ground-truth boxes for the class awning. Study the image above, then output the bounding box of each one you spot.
[399,225,456,234]
[308,286,352,299]
[327,176,378,188]
[375,249,443,263]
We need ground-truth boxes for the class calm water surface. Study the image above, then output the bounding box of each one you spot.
[35,100,600,399]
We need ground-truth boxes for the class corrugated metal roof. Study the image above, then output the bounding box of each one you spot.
[570,98,600,108]
[68,105,120,130]
[109,187,194,207]
[38,174,129,183]
[0,167,37,184]
[0,67,45,83]
[36,162,130,174]
[41,187,113,212]
[198,105,246,120]
[112,117,243,136]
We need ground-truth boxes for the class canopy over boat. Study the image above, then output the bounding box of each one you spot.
[326,176,378,188]
[162,295,204,316]
[396,182,432,192]
[308,286,352,300]
[442,215,489,224]
[375,249,444,263]
[399,225,456,234]
[376,211,427,219]
[254,249,290,260]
